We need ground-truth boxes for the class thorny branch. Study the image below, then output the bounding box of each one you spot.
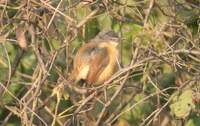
[0,0,199,126]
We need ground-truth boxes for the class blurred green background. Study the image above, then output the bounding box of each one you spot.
[0,0,200,126]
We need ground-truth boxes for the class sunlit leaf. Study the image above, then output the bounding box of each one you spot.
[170,89,195,119]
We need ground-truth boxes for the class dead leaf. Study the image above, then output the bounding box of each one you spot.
[16,26,27,49]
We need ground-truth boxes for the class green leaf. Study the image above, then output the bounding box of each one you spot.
[97,14,112,31]
[186,117,200,126]
[170,89,195,119]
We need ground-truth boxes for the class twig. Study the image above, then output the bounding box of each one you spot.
[0,82,48,126]
[110,87,178,124]
[0,48,25,97]
[76,8,99,28]
[144,0,155,27]
[39,0,76,24]
[95,47,139,126]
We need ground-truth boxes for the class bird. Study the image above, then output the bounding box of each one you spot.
[68,31,120,86]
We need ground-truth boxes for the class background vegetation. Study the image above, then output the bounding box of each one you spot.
[0,0,200,126]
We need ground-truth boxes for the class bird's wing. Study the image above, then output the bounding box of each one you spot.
[74,42,97,68]
[86,47,109,85]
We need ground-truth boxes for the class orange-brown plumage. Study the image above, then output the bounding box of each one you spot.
[69,31,119,86]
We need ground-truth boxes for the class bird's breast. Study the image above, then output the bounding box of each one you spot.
[96,43,119,84]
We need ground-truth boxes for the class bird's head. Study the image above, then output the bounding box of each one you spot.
[95,31,120,47]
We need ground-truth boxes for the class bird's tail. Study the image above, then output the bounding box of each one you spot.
[65,69,88,94]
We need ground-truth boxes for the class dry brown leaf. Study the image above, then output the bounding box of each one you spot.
[16,26,27,49]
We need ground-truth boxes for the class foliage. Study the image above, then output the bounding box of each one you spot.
[0,0,200,126]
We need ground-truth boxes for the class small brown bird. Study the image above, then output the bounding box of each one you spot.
[68,31,120,86]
